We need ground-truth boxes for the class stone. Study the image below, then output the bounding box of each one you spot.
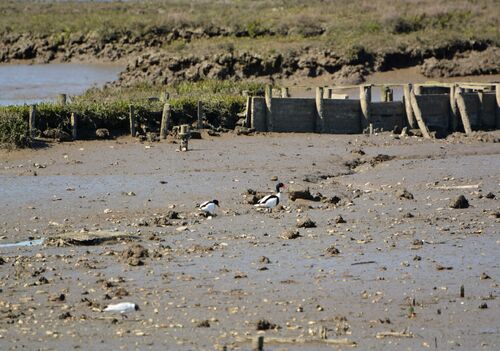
[450,195,469,209]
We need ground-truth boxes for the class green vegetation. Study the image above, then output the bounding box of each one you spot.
[1,0,498,56]
[0,80,265,147]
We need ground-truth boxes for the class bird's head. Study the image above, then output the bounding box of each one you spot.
[276,182,286,192]
[213,199,220,206]
[134,304,140,311]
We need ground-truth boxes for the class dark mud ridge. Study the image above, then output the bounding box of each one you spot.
[1,30,498,85]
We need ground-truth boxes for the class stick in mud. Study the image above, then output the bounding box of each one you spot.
[71,112,78,140]
[160,103,171,139]
[129,105,136,137]
[252,335,264,351]
[460,285,465,298]
[197,100,203,129]
[29,105,36,138]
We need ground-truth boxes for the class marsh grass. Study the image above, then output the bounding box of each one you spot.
[0,80,265,147]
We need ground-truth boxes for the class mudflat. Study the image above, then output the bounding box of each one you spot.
[0,132,499,350]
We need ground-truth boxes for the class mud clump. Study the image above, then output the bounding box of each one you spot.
[334,215,346,224]
[121,243,148,266]
[370,154,395,166]
[288,185,320,201]
[256,319,279,331]
[397,189,414,200]
[0,257,5,265]
[450,195,469,209]
[196,320,211,328]
[42,128,72,142]
[325,245,340,256]
[281,229,301,240]
[296,217,316,228]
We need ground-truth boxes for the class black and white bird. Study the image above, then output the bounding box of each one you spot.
[254,182,286,212]
[103,302,140,319]
[199,199,220,216]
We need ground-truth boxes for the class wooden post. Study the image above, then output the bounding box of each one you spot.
[160,91,169,103]
[129,105,136,137]
[70,112,78,140]
[281,87,289,98]
[387,88,393,102]
[245,96,251,128]
[315,87,324,133]
[360,85,371,130]
[58,94,67,106]
[326,88,333,99]
[380,86,388,102]
[29,105,36,138]
[410,91,432,139]
[403,84,416,128]
[455,89,473,135]
[414,85,422,95]
[477,91,484,129]
[449,84,458,132]
[252,336,264,351]
[160,103,170,139]
[197,100,203,129]
[496,84,500,129]
[264,84,273,132]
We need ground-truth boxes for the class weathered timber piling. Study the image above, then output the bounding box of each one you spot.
[70,112,78,140]
[496,84,500,129]
[403,84,416,128]
[359,85,371,130]
[252,336,264,351]
[29,105,36,138]
[281,87,289,98]
[410,91,432,139]
[129,105,136,137]
[387,88,393,102]
[315,87,324,133]
[160,103,171,139]
[380,86,392,102]
[245,96,251,127]
[326,88,333,99]
[413,85,422,95]
[197,101,203,129]
[455,89,473,135]
[264,85,273,132]
[478,91,484,129]
[449,84,458,132]
[57,94,67,106]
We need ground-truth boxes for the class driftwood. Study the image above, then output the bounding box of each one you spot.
[236,336,356,347]
[376,330,413,339]
[432,184,480,190]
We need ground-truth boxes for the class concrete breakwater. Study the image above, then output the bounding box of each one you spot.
[248,83,500,137]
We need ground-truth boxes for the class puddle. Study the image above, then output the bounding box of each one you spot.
[0,238,44,248]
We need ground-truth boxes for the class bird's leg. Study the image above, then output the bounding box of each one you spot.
[121,314,128,320]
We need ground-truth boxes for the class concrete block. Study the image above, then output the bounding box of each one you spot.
[480,93,496,129]
[322,100,361,134]
[415,95,449,132]
[370,102,405,131]
[251,97,267,131]
[271,98,316,133]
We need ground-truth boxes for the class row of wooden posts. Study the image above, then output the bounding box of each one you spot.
[28,92,205,140]
[257,83,500,138]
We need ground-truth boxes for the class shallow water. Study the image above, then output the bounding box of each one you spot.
[0,63,123,106]
[0,238,44,248]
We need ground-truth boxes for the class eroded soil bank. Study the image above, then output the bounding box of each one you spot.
[0,132,499,350]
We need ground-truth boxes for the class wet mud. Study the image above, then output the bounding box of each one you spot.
[0,132,499,350]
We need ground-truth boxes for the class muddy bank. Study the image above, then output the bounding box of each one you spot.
[0,132,499,350]
[1,30,498,85]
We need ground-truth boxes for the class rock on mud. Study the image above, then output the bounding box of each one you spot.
[397,189,414,200]
[450,195,469,209]
[256,319,278,331]
[325,245,340,256]
[296,217,316,228]
[95,128,110,139]
[288,185,319,201]
[281,229,301,240]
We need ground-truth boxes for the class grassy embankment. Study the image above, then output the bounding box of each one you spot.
[0,80,264,148]
[1,0,498,58]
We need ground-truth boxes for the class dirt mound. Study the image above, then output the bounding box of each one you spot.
[421,47,500,78]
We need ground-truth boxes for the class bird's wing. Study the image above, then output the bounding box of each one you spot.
[257,194,272,204]
[199,201,210,208]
